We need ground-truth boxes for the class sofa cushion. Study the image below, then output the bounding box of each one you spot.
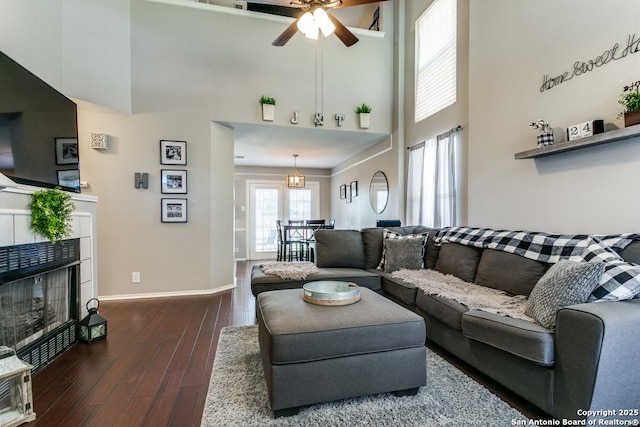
[462,310,555,366]
[250,265,380,296]
[383,236,426,273]
[257,288,425,365]
[526,261,605,330]
[619,241,640,264]
[380,273,418,306]
[434,243,482,283]
[416,291,468,331]
[475,249,550,296]
[314,229,365,268]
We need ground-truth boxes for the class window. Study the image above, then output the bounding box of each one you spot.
[288,188,312,221]
[415,0,457,123]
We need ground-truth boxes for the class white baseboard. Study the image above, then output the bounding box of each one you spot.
[98,283,236,301]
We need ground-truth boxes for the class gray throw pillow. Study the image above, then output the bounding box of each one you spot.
[383,238,426,273]
[377,229,428,270]
[525,261,605,330]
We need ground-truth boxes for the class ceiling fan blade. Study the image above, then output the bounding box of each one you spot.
[334,0,390,8]
[272,20,300,46]
[327,12,359,47]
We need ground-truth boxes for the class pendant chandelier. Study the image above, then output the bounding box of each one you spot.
[287,154,305,188]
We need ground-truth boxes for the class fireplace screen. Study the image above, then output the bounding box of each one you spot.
[0,268,71,352]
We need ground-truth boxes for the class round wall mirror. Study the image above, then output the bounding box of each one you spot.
[369,171,389,214]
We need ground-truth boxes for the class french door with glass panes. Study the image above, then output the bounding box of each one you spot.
[247,180,319,260]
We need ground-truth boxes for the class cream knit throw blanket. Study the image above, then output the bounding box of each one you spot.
[260,261,319,280]
[392,269,534,322]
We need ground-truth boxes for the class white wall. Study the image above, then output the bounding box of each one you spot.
[403,0,470,226]
[0,0,394,297]
[468,0,640,234]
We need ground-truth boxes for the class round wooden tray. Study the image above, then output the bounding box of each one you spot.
[303,281,360,306]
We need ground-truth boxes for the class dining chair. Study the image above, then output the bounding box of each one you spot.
[280,220,305,261]
[304,220,326,261]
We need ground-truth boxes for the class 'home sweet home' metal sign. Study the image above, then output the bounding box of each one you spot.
[540,32,640,93]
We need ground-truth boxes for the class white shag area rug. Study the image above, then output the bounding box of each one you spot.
[260,261,319,280]
[392,269,534,322]
[200,326,528,427]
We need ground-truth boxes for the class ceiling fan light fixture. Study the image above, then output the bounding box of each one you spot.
[313,8,335,37]
[297,11,317,37]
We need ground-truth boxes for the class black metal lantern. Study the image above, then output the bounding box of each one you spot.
[78,298,107,343]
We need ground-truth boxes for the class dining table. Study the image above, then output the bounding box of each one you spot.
[282,224,332,262]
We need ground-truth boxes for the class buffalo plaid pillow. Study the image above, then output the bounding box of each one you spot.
[573,237,640,302]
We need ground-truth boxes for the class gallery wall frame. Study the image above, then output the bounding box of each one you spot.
[160,140,187,165]
[161,198,188,223]
[55,137,79,165]
[161,169,187,194]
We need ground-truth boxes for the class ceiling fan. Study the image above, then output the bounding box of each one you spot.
[253,0,387,47]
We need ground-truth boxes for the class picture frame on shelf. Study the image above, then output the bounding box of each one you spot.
[161,198,187,223]
[340,184,347,199]
[161,169,187,194]
[160,140,187,165]
[55,137,79,165]
[57,169,80,188]
[350,180,358,197]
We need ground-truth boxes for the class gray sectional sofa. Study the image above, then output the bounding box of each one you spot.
[250,226,640,422]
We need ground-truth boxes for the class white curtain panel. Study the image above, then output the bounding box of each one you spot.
[406,131,459,228]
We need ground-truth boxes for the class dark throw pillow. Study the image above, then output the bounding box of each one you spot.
[383,238,426,273]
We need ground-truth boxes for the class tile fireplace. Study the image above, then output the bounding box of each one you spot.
[0,239,80,374]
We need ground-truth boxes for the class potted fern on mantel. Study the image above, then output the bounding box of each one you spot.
[619,81,640,127]
[356,103,372,129]
[30,187,75,243]
[260,95,276,122]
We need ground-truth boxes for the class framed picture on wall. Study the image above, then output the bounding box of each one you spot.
[55,137,79,165]
[160,140,187,165]
[57,169,80,188]
[350,180,358,197]
[161,198,187,223]
[346,185,352,203]
[161,169,187,194]
[340,184,346,199]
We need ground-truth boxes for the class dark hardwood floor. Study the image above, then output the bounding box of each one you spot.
[29,260,547,426]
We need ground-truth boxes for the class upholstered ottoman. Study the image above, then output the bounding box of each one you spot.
[257,287,427,417]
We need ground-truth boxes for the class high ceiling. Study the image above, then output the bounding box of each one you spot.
[231,122,388,168]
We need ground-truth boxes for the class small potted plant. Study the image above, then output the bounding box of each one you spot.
[529,119,554,147]
[355,103,372,129]
[30,187,75,243]
[618,81,640,127]
[260,95,276,121]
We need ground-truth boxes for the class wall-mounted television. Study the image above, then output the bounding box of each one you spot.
[0,50,80,193]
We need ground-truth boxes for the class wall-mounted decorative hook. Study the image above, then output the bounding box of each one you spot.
[314,113,324,127]
[134,172,149,189]
[335,113,345,127]
[290,111,299,125]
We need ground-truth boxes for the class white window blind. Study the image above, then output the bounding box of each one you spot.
[415,0,457,123]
